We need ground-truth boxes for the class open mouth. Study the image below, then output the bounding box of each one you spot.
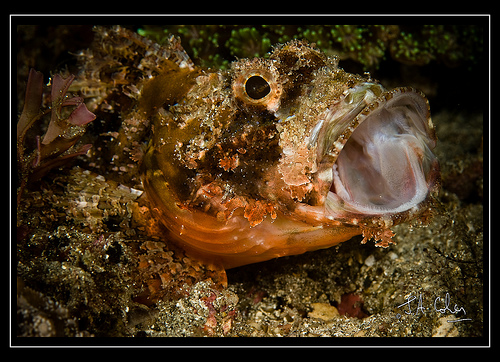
[324,86,439,219]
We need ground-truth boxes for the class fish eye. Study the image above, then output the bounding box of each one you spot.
[232,60,282,112]
[245,75,271,100]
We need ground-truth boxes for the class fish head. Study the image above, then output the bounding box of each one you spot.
[142,40,440,267]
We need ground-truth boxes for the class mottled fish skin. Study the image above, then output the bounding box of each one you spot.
[76,26,439,268]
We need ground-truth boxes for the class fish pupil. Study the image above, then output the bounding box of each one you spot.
[245,75,271,100]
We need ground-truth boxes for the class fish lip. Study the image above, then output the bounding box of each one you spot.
[315,86,439,225]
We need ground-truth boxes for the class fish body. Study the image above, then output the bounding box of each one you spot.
[77,26,439,268]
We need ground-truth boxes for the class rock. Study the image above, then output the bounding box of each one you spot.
[308,303,340,321]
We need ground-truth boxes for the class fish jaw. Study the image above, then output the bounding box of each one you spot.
[311,86,439,228]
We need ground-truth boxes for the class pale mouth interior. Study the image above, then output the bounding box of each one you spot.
[328,93,437,216]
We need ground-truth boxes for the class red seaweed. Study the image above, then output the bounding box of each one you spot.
[17,69,96,203]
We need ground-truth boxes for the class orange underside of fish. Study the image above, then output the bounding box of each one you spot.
[144,176,361,269]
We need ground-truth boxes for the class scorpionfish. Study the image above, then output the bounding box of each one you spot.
[75,26,440,268]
